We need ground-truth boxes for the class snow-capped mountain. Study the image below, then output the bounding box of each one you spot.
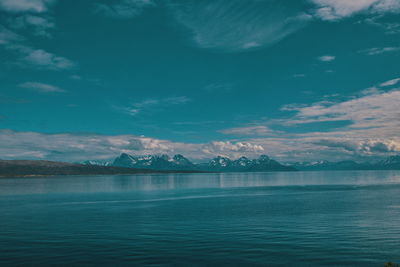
[112,153,196,170]
[87,154,400,172]
[246,155,296,172]
[80,160,112,166]
[287,160,370,171]
[173,154,195,167]
[199,155,296,172]
[288,160,330,167]
[232,156,253,168]
[111,153,295,172]
[208,156,232,168]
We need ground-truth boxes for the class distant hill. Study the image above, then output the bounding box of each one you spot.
[0,160,198,177]
[287,155,400,171]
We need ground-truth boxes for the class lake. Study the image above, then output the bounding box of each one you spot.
[1,171,400,266]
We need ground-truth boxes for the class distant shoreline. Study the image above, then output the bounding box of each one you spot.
[1,157,400,178]
[0,160,205,178]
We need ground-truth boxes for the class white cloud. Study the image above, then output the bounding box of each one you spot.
[116,96,191,116]
[360,87,381,95]
[379,77,400,87]
[312,139,400,154]
[19,82,65,93]
[21,48,75,70]
[0,0,56,13]
[310,0,400,21]
[311,0,379,20]
[246,136,400,162]
[168,0,311,52]
[360,47,400,55]
[220,126,277,136]
[280,81,400,139]
[201,141,264,158]
[0,130,266,161]
[226,80,400,161]
[371,0,400,13]
[318,55,336,62]
[95,0,155,19]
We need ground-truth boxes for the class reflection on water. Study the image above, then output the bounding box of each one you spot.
[0,170,400,195]
[1,171,400,266]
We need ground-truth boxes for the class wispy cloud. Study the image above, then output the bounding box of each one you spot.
[0,25,22,44]
[364,16,400,34]
[116,96,191,116]
[380,77,400,87]
[0,0,69,69]
[0,0,56,13]
[318,55,336,62]
[8,15,55,37]
[19,82,65,93]
[70,75,82,80]
[220,126,278,137]
[0,0,57,37]
[359,47,400,55]
[167,0,311,52]
[94,0,155,19]
[0,26,76,70]
[204,83,233,92]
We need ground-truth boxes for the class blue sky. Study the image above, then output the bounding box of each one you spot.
[0,0,399,162]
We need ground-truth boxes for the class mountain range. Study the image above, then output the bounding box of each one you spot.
[87,153,400,172]
[104,153,296,172]
[2,154,399,177]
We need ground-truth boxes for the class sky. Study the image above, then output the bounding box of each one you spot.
[0,0,400,162]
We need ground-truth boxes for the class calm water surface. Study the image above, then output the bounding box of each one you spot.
[1,171,400,266]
